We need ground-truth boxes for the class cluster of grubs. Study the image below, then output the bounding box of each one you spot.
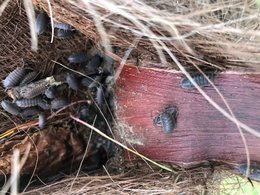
[1,10,115,161]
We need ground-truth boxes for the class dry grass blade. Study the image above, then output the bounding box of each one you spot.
[83,0,112,52]
[70,115,177,173]
[0,0,11,16]
[69,116,96,193]
[10,150,19,195]
[0,144,31,195]
[114,36,141,82]
[0,121,37,140]
[46,0,54,43]
[23,0,38,51]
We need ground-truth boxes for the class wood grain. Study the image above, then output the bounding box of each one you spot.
[115,65,260,164]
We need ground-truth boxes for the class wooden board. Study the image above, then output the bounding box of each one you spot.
[115,65,260,164]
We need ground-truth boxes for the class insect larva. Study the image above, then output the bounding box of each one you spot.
[66,73,79,91]
[36,12,49,34]
[1,100,20,115]
[67,52,90,64]
[180,73,215,89]
[51,97,69,110]
[88,76,101,89]
[78,105,90,120]
[44,87,56,99]
[19,71,38,86]
[81,77,93,88]
[96,137,115,158]
[160,112,175,133]
[38,113,46,129]
[8,76,62,100]
[236,162,260,181]
[21,82,49,99]
[38,100,50,110]
[85,55,102,74]
[56,83,67,91]
[56,29,74,37]
[101,54,114,75]
[95,86,103,106]
[154,106,177,133]
[3,67,26,88]
[165,106,177,116]
[16,96,44,108]
[107,92,115,111]
[20,107,40,119]
[53,21,73,30]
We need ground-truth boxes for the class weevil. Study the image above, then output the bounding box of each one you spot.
[16,96,45,108]
[67,52,90,64]
[19,71,38,86]
[1,100,20,115]
[153,106,178,133]
[3,67,26,88]
[20,107,40,119]
[51,97,69,110]
[66,73,79,91]
[38,113,46,129]
[35,12,49,34]
[180,72,216,89]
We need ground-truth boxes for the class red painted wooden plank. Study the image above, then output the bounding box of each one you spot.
[115,65,260,164]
